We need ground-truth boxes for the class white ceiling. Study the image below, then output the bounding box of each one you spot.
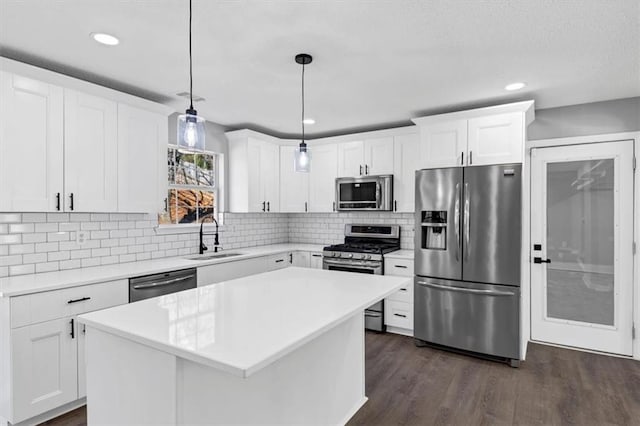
[1,0,638,138]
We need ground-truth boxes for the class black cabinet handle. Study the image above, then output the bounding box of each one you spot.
[359,165,363,175]
[304,202,308,212]
[262,201,266,212]
[534,257,551,264]
[82,324,86,334]
[394,200,397,211]
[267,201,270,212]
[333,201,336,211]
[275,259,284,263]
[469,151,473,165]
[365,164,369,175]
[289,253,293,263]
[69,193,74,211]
[394,265,408,269]
[56,192,61,211]
[164,197,168,212]
[394,313,407,318]
[68,296,91,304]
[312,254,322,257]
[70,318,75,339]
[399,288,408,292]
[461,152,464,165]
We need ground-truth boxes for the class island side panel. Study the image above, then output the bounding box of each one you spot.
[85,328,177,425]
[177,313,367,425]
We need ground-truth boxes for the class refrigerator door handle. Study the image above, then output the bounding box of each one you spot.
[416,281,516,297]
[454,183,460,261]
[464,182,470,261]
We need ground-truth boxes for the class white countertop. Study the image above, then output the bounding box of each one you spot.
[0,243,325,297]
[385,249,414,260]
[79,267,409,378]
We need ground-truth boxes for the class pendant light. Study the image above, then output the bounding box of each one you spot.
[294,53,312,173]
[177,0,205,151]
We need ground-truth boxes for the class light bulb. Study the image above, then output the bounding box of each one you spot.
[184,121,198,148]
[298,151,309,167]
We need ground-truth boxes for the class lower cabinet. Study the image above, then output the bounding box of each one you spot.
[1,280,128,424]
[11,318,78,422]
[309,252,324,269]
[383,257,414,335]
[265,253,290,271]
[291,251,310,267]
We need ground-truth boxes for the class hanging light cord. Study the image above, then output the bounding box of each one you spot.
[189,0,194,110]
[301,61,305,145]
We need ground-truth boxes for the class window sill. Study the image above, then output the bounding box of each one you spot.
[155,214,224,235]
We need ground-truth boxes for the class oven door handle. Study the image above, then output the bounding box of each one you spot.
[416,281,515,297]
[322,259,380,269]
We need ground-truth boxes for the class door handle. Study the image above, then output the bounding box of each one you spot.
[416,281,515,296]
[533,257,551,264]
[454,183,460,261]
[464,182,470,261]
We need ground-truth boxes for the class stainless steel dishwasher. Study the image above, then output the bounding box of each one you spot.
[129,268,197,302]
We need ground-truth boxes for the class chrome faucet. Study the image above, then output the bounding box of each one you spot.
[199,215,220,254]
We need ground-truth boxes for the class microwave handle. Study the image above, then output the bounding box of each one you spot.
[376,182,381,209]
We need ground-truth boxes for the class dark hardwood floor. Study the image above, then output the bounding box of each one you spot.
[40,333,640,426]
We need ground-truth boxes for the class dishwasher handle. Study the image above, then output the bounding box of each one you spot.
[132,275,194,290]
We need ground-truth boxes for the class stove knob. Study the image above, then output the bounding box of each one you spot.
[335,253,342,258]
[347,253,353,259]
[365,254,372,260]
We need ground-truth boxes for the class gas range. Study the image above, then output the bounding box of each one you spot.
[322,224,401,332]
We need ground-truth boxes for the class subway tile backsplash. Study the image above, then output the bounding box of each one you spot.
[0,211,414,278]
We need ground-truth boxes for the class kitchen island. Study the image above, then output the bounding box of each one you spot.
[78,267,409,425]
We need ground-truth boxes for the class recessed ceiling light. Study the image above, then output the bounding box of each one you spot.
[302,118,315,125]
[505,82,526,91]
[91,32,119,46]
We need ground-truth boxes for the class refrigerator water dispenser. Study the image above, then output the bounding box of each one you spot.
[421,211,447,250]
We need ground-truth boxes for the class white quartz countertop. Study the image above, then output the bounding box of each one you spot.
[0,243,325,297]
[79,267,409,378]
[385,249,414,260]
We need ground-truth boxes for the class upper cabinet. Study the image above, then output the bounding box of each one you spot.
[412,101,534,168]
[0,60,171,213]
[337,137,394,177]
[308,143,338,212]
[0,71,64,212]
[392,132,420,212]
[228,130,280,213]
[117,104,168,213]
[64,89,118,212]
[279,145,309,213]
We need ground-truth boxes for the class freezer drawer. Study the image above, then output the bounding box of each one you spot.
[414,277,520,359]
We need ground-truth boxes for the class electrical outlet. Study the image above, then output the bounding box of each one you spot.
[76,230,88,246]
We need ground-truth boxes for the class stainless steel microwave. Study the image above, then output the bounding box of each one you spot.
[335,175,393,211]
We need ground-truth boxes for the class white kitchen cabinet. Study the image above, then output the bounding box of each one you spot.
[384,257,414,335]
[64,89,118,212]
[279,146,309,213]
[337,141,364,177]
[393,133,420,212]
[337,138,394,177]
[309,252,324,269]
[0,71,64,212]
[413,101,534,168]
[467,112,524,166]
[291,251,310,267]
[77,320,87,398]
[364,137,394,175]
[228,131,280,213]
[11,318,78,423]
[117,104,168,213]
[418,119,467,169]
[308,143,338,212]
[265,252,290,271]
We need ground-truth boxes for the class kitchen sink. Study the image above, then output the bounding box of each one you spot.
[185,252,243,261]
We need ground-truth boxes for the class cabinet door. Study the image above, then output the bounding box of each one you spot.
[279,146,309,213]
[12,318,78,423]
[309,252,324,269]
[118,104,167,213]
[309,144,338,212]
[419,120,467,168]
[64,89,118,212]
[337,140,364,177]
[260,142,280,213]
[246,138,264,212]
[265,253,289,271]
[364,137,394,175]
[291,251,310,267]
[0,71,64,212]
[393,133,420,212]
[467,112,524,165]
[77,320,87,398]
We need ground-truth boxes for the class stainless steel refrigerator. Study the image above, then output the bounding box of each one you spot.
[414,164,521,365]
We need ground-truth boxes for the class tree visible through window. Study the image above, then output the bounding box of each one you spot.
[159,145,217,224]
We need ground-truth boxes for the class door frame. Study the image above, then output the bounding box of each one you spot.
[524,131,639,360]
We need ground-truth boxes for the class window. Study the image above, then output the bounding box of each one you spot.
[159,145,218,225]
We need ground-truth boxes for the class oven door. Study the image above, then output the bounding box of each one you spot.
[323,258,386,332]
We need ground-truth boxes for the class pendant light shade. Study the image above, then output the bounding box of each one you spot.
[177,0,205,151]
[294,53,312,173]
